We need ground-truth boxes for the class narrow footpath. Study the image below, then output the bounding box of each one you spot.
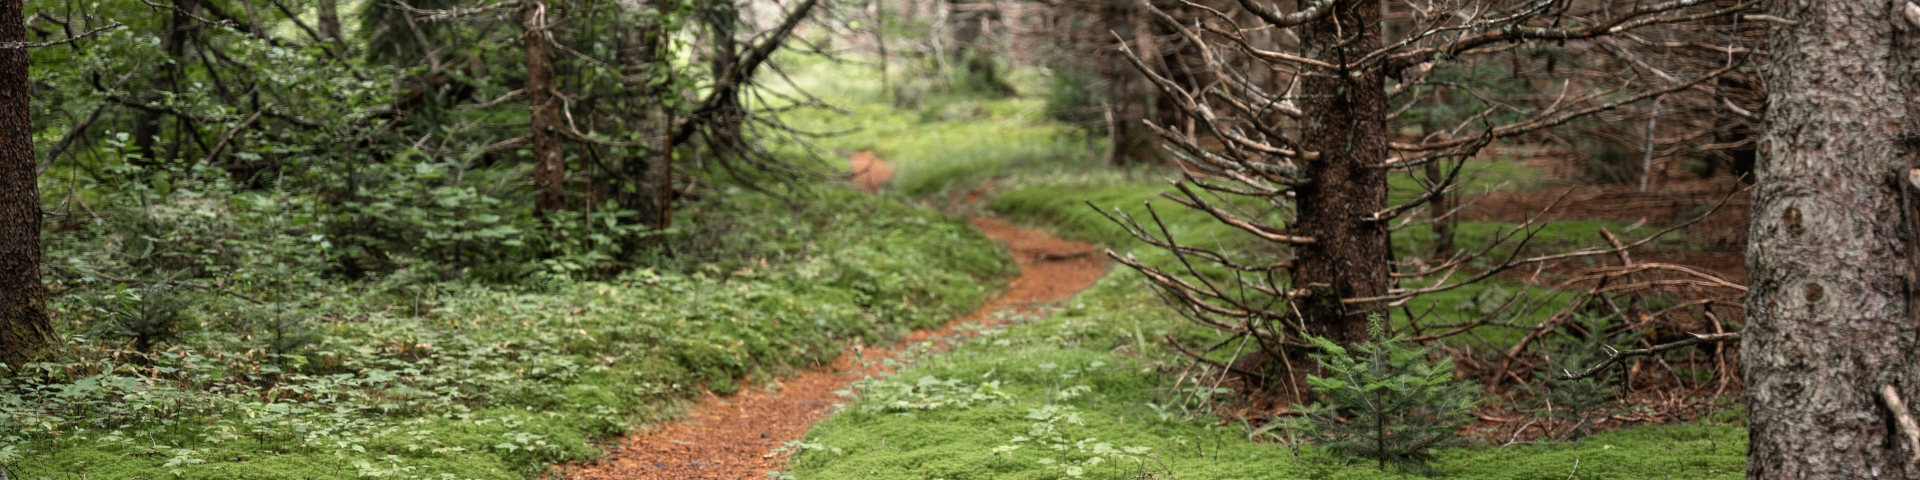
[566,154,1108,480]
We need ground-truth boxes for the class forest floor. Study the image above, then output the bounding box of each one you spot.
[567,155,1108,479]
[751,60,1751,479]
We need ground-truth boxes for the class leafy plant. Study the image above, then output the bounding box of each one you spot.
[1290,315,1483,473]
[841,375,1014,415]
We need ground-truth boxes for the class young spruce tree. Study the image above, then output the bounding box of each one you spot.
[1291,315,1480,472]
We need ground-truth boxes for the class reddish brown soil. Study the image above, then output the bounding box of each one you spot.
[563,156,1108,480]
[849,151,893,194]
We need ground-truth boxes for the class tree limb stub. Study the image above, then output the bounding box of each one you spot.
[1882,385,1920,463]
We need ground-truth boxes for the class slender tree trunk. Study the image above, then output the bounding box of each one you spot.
[946,0,985,61]
[1099,0,1158,164]
[691,0,743,144]
[316,0,343,46]
[1639,97,1661,193]
[872,0,889,93]
[1742,0,1920,476]
[1290,0,1390,344]
[133,0,195,164]
[704,1,738,97]
[643,6,685,230]
[947,0,1013,96]
[1424,157,1453,259]
[524,2,565,213]
[606,7,673,232]
[1,0,54,367]
[1421,117,1454,258]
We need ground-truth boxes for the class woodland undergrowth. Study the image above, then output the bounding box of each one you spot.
[5,183,1013,479]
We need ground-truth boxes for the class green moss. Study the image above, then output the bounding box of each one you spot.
[790,266,1745,480]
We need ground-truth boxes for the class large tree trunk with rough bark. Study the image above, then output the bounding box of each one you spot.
[1289,0,1390,344]
[1742,0,1920,476]
[524,3,565,213]
[1,0,54,367]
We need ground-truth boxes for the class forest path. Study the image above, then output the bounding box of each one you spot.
[565,154,1108,480]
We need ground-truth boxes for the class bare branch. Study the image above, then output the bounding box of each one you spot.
[1561,333,1739,380]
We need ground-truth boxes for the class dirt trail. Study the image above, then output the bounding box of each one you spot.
[849,151,892,194]
[565,154,1107,480]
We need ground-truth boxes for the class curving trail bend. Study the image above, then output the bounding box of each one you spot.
[564,154,1107,480]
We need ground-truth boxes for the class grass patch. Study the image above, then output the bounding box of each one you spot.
[788,268,1746,479]
[1387,158,1557,206]
[772,60,1103,197]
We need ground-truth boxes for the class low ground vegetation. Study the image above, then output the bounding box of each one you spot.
[6,185,1013,479]
[788,258,1746,479]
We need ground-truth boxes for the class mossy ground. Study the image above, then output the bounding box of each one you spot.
[788,275,1746,479]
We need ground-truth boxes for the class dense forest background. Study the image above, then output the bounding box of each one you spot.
[2,0,1916,478]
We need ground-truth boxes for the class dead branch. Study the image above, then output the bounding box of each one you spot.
[1882,385,1920,463]
[1561,332,1739,380]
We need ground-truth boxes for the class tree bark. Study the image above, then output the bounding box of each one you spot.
[1,0,55,367]
[1289,0,1390,344]
[524,2,565,213]
[1742,0,1920,475]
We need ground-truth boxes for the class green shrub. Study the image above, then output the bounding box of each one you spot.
[1290,316,1483,473]
[1043,65,1105,129]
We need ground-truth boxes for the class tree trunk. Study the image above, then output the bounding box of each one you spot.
[947,0,1014,96]
[705,2,738,85]
[946,0,988,60]
[1,0,54,367]
[316,0,343,46]
[132,0,196,164]
[623,10,678,230]
[1742,0,1920,475]
[1423,116,1454,259]
[1099,0,1159,164]
[1290,0,1390,344]
[524,3,565,213]
[1425,158,1453,259]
